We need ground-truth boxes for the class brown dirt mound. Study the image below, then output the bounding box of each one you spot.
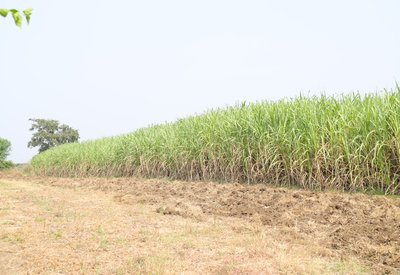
[4,172,400,273]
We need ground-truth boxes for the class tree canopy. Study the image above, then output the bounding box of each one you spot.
[0,138,11,161]
[0,138,13,169]
[0,8,32,27]
[28,119,80,153]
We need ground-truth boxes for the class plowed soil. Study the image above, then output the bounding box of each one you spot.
[1,171,399,274]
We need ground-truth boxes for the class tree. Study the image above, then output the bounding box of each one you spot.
[0,138,11,161]
[0,8,32,27]
[28,119,80,153]
[0,138,13,169]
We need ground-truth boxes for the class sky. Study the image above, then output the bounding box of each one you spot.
[1,0,399,163]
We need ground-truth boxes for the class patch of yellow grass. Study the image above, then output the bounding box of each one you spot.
[0,179,371,274]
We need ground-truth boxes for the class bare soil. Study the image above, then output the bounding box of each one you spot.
[0,171,399,274]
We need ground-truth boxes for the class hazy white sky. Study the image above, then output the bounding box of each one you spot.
[1,0,399,163]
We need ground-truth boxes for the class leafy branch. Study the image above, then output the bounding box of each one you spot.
[0,8,32,27]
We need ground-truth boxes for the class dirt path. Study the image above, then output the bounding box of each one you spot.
[0,174,399,274]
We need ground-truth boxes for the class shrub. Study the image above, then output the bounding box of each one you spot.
[0,160,14,170]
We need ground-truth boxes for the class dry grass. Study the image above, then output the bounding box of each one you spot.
[0,178,372,275]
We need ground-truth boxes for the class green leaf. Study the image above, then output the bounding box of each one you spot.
[23,8,33,24]
[10,10,22,27]
[0,9,9,17]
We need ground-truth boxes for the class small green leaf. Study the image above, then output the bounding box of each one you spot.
[23,8,33,24]
[10,10,22,27]
[0,9,9,18]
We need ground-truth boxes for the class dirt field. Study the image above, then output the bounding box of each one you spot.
[0,171,399,274]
